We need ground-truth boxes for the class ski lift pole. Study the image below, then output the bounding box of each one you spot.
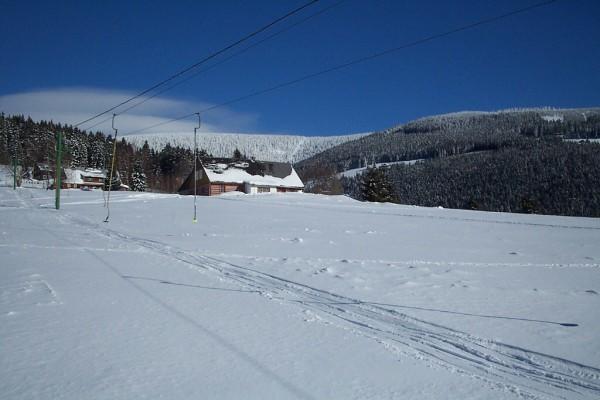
[12,122,18,190]
[12,153,17,190]
[193,113,201,223]
[104,114,118,222]
[55,131,63,209]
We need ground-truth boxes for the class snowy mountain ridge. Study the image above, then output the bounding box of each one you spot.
[122,107,599,164]
[123,131,370,163]
[400,107,600,132]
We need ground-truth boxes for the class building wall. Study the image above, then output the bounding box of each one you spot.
[208,183,242,196]
[243,184,303,194]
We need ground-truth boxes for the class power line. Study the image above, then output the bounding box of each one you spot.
[73,0,320,128]
[80,0,346,133]
[123,0,561,136]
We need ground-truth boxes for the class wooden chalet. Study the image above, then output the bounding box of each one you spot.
[62,168,106,190]
[178,158,304,196]
[33,163,53,181]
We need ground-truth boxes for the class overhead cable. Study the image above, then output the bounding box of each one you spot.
[80,0,345,133]
[124,0,560,136]
[74,0,321,128]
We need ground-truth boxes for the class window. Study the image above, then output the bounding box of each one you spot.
[258,187,270,193]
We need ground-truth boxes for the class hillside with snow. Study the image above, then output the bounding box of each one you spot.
[299,106,600,174]
[400,107,600,134]
[297,107,600,216]
[2,186,600,399]
[124,131,370,163]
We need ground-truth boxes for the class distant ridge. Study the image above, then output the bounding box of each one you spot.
[293,106,600,217]
[123,131,370,163]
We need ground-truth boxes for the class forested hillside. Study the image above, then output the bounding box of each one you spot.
[342,140,600,217]
[298,108,600,217]
[0,114,196,192]
[297,108,600,175]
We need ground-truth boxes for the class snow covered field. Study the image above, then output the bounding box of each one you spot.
[1,187,599,399]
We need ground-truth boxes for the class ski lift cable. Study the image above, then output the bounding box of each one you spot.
[123,0,561,136]
[79,0,347,133]
[73,0,321,129]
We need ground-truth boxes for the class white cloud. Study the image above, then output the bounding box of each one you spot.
[0,87,260,135]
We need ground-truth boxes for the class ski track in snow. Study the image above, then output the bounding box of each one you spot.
[50,209,600,400]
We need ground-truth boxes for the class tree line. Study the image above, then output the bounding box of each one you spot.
[297,108,600,180]
[0,113,204,192]
[297,108,600,217]
[342,139,600,217]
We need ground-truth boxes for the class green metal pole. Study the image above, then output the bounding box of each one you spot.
[55,131,63,210]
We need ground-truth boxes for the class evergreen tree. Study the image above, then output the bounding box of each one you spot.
[359,167,395,202]
[130,161,147,192]
[233,148,242,160]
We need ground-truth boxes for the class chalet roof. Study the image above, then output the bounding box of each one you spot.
[36,163,52,171]
[200,158,303,188]
[81,169,106,179]
[64,168,107,184]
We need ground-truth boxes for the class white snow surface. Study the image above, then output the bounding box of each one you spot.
[338,160,424,178]
[564,138,600,143]
[407,107,600,127]
[124,131,370,163]
[1,187,600,399]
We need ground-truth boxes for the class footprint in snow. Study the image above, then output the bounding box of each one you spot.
[302,310,322,323]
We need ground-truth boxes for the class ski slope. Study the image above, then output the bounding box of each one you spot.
[1,187,600,399]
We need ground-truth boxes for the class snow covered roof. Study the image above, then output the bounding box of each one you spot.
[64,168,106,184]
[36,163,52,171]
[81,169,106,179]
[202,159,304,188]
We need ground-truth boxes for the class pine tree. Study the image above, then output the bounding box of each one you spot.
[359,167,395,202]
[130,161,147,192]
[233,148,242,160]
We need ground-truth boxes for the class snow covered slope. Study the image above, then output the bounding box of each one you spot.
[401,107,600,133]
[124,131,369,163]
[2,187,600,399]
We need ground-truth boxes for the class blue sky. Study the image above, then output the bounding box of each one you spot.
[1,0,599,136]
